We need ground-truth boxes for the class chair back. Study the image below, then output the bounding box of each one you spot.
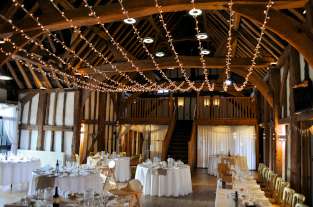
[277,181,290,202]
[261,167,270,183]
[268,172,278,190]
[258,163,266,175]
[295,203,309,207]
[292,193,305,207]
[127,179,143,193]
[282,187,295,207]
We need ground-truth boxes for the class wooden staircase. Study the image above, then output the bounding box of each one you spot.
[167,120,193,164]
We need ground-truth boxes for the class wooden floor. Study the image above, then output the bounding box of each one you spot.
[0,169,217,207]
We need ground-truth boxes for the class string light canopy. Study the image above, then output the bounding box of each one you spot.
[1,0,277,94]
[155,0,205,92]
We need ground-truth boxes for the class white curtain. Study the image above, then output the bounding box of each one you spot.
[0,104,18,152]
[119,125,168,158]
[197,125,256,170]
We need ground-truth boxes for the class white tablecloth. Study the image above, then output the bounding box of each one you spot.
[0,159,41,186]
[87,156,130,182]
[28,172,103,195]
[111,157,130,182]
[215,175,271,207]
[208,155,248,176]
[135,164,192,197]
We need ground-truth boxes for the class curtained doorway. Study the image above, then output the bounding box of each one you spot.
[197,125,256,170]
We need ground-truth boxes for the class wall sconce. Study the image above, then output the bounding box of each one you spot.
[213,96,220,106]
[178,97,184,107]
[204,97,210,107]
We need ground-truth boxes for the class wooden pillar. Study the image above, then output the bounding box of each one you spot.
[97,92,106,152]
[36,92,47,150]
[289,47,301,191]
[264,100,270,167]
[73,90,82,155]
[270,66,282,175]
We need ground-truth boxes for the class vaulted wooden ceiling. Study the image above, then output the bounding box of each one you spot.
[0,0,308,102]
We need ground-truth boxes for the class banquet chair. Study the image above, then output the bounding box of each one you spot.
[110,179,143,207]
[282,187,295,207]
[257,163,267,183]
[269,177,285,203]
[291,193,305,207]
[217,163,232,183]
[265,171,277,195]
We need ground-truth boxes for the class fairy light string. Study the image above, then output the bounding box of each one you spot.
[155,0,204,92]
[10,0,155,92]
[233,0,275,91]
[48,0,157,91]
[223,0,235,92]
[190,0,215,91]
[0,14,124,91]
[115,0,191,92]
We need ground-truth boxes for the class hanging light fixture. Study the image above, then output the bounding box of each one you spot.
[143,37,154,44]
[188,8,202,16]
[200,49,211,55]
[0,70,12,80]
[123,18,136,24]
[204,97,210,107]
[196,33,208,40]
[155,51,165,57]
[178,97,184,107]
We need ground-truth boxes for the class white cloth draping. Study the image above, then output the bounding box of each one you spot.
[135,164,192,197]
[0,104,18,152]
[215,175,271,207]
[0,158,40,187]
[87,156,130,182]
[197,125,256,170]
[207,155,248,176]
[28,172,103,195]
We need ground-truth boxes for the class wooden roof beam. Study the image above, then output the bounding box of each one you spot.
[0,0,306,36]
[78,56,273,73]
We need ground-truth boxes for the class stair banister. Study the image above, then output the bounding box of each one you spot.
[188,104,197,169]
[161,96,176,160]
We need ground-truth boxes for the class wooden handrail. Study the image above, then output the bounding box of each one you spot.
[188,105,197,169]
[161,98,176,160]
[197,97,256,121]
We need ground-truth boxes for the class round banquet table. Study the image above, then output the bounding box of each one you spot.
[208,155,248,176]
[135,164,192,197]
[0,158,41,188]
[87,156,130,182]
[28,171,103,195]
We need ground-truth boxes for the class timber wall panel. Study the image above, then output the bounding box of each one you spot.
[18,90,77,158]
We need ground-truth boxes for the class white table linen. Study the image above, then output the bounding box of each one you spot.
[0,158,40,187]
[208,155,248,176]
[135,164,192,197]
[28,171,103,195]
[87,156,130,182]
[215,175,271,207]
